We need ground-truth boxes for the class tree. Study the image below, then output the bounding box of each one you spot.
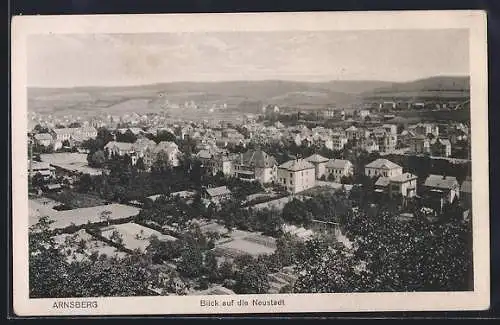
[342,208,473,292]
[218,260,235,280]
[29,217,159,298]
[100,210,112,226]
[109,230,123,245]
[147,236,183,264]
[152,151,172,173]
[29,216,71,298]
[155,131,177,144]
[177,243,204,278]
[293,237,364,293]
[203,251,220,282]
[77,174,93,193]
[69,122,82,128]
[136,157,146,171]
[88,150,106,168]
[233,262,270,294]
[31,172,45,188]
[34,124,50,134]
[256,208,284,236]
[282,198,312,225]
[116,130,138,143]
[274,234,302,268]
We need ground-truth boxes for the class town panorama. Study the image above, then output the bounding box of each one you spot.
[28,78,473,297]
[26,31,472,298]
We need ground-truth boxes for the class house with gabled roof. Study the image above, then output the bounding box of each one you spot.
[361,138,380,153]
[331,133,348,150]
[345,126,368,141]
[430,138,452,157]
[305,154,329,180]
[233,149,277,184]
[374,172,418,198]
[410,135,431,154]
[364,158,403,178]
[151,141,180,167]
[423,174,460,205]
[277,159,316,194]
[104,141,135,158]
[325,159,353,182]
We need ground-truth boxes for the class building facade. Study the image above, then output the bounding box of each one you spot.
[305,154,329,180]
[365,158,403,178]
[325,159,354,182]
[331,134,348,151]
[277,159,316,194]
[423,174,460,212]
[232,149,277,184]
[375,172,418,198]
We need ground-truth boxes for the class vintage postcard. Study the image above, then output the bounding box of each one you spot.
[11,11,489,316]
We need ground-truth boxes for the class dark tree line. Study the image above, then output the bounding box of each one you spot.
[288,205,473,293]
[29,217,160,298]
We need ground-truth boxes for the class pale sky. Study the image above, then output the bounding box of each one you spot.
[27,30,469,87]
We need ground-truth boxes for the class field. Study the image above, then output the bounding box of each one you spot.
[45,190,107,209]
[100,222,177,252]
[29,202,141,230]
[53,229,128,262]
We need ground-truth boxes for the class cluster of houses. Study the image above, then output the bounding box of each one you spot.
[32,111,469,162]
[104,138,181,169]
[29,116,471,213]
[365,158,471,212]
[33,126,98,150]
[194,150,471,218]
[243,121,467,158]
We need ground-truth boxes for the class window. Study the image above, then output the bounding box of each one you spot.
[290,173,293,178]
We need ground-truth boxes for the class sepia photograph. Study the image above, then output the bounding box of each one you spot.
[11,11,489,315]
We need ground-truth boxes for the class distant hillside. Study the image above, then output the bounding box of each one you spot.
[28,77,470,116]
[28,80,362,115]
[362,76,470,100]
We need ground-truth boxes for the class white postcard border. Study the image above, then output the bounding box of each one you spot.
[11,10,490,316]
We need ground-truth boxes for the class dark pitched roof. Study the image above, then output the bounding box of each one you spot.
[237,150,277,168]
[325,159,352,169]
[365,158,401,170]
[305,154,329,163]
[389,172,418,183]
[424,174,459,190]
[278,159,315,172]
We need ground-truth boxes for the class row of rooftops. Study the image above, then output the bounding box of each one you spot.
[197,148,353,172]
[104,139,179,154]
